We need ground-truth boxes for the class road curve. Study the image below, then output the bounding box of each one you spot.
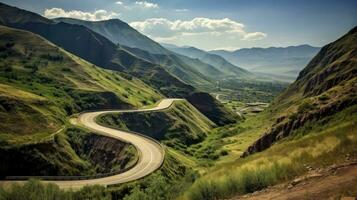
[1,98,181,189]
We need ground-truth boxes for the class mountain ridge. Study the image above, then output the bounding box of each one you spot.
[0,2,236,125]
[210,44,320,81]
[243,26,357,156]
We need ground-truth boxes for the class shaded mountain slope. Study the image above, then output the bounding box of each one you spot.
[54,17,252,86]
[98,100,215,149]
[166,45,251,78]
[0,25,157,177]
[0,2,236,125]
[53,18,168,55]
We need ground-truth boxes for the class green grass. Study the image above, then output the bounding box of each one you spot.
[0,149,196,200]
[0,26,159,177]
[0,25,162,139]
[0,179,111,200]
[97,100,216,150]
[182,105,357,200]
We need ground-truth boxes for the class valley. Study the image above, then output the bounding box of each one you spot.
[0,1,356,200]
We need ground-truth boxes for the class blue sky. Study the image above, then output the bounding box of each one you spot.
[1,0,356,50]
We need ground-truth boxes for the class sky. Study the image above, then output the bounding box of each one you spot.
[1,0,356,51]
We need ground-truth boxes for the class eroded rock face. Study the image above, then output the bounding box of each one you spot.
[79,134,134,173]
[67,129,136,174]
[0,130,135,178]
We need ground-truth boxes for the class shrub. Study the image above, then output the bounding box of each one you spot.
[187,161,301,200]
[318,94,330,101]
[298,100,316,113]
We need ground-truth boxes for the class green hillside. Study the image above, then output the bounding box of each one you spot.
[165,45,252,78]
[181,27,357,199]
[54,17,253,88]
[0,2,236,125]
[0,25,159,176]
[98,100,215,150]
[53,18,169,55]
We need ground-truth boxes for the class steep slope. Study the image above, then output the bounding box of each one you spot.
[0,2,236,125]
[182,27,357,200]
[119,46,213,86]
[53,18,168,55]
[98,100,215,150]
[0,25,159,176]
[243,26,357,156]
[166,45,251,78]
[211,45,320,80]
[54,17,251,85]
[0,2,191,97]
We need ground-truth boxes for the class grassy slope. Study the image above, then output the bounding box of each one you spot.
[0,149,196,200]
[0,25,160,176]
[184,106,357,200]
[97,100,215,149]
[0,2,237,126]
[0,25,161,138]
[179,27,357,199]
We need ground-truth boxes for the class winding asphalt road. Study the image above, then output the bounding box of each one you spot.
[1,98,181,189]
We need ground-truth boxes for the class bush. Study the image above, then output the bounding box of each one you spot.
[298,100,316,113]
[318,94,330,101]
[0,179,110,200]
[187,161,301,200]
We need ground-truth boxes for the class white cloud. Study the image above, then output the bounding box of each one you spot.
[44,8,119,21]
[129,17,266,42]
[135,1,159,9]
[242,32,267,41]
[175,9,189,12]
[116,1,123,5]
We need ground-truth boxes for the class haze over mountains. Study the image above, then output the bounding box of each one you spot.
[210,45,320,81]
[54,17,253,87]
[162,44,251,78]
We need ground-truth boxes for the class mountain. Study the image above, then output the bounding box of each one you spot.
[54,17,252,86]
[0,2,236,125]
[0,25,161,176]
[164,45,252,78]
[183,27,357,200]
[243,26,357,156]
[53,17,168,55]
[210,45,320,81]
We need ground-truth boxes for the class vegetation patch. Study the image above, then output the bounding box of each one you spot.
[97,100,215,151]
[183,105,357,200]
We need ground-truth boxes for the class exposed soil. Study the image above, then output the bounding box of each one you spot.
[234,162,357,200]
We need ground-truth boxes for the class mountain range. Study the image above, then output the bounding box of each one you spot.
[210,45,320,81]
[162,44,252,78]
[53,17,253,87]
[0,2,236,125]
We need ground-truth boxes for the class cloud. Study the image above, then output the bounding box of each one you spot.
[242,32,267,41]
[129,17,266,42]
[175,9,189,12]
[115,1,123,5]
[44,8,119,21]
[135,1,159,9]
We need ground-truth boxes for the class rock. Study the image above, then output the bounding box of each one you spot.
[290,177,303,186]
